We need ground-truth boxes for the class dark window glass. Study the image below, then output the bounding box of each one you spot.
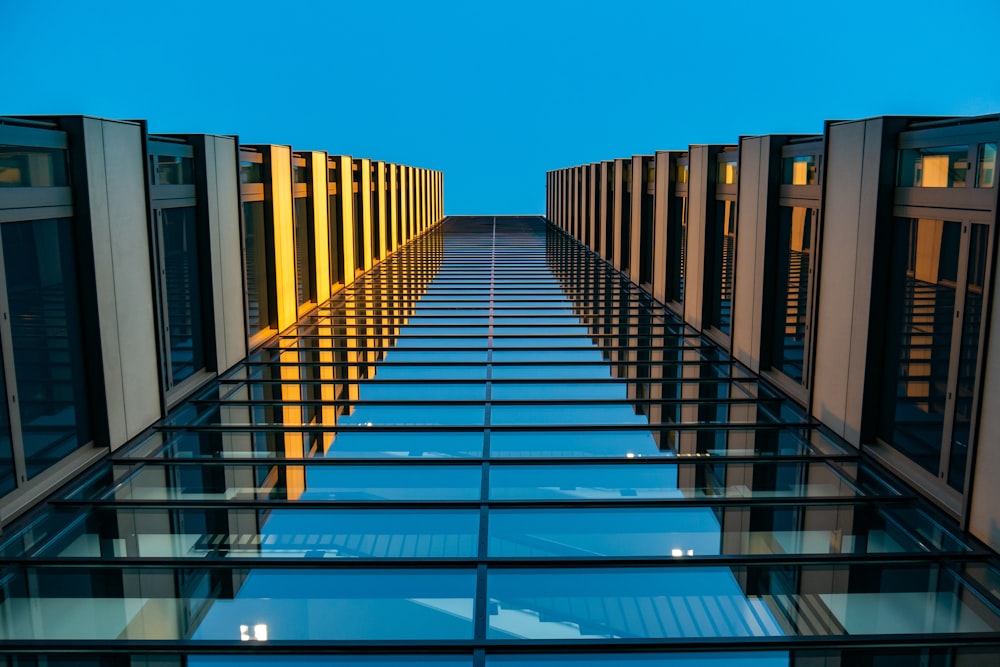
[620,161,631,269]
[3,218,91,478]
[881,218,961,477]
[770,206,815,383]
[154,155,194,185]
[949,223,988,491]
[898,145,969,188]
[161,207,205,384]
[293,164,308,184]
[0,350,14,494]
[668,196,687,304]
[781,155,820,185]
[244,201,273,335]
[0,146,69,187]
[709,199,736,334]
[240,161,263,184]
[977,142,996,188]
[294,196,313,307]
[328,193,344,285]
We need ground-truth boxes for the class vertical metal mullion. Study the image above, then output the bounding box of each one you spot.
[155,208,174,391]
[0,231,27,486]
[940,218,973,481]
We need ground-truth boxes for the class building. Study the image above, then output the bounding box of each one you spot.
[0,113,998,664]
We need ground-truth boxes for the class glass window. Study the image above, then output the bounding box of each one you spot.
[676,162,689,184]
[153,154,194,185]
[769,206,816,383]
[244,200,273,335]
[781,155,820,185]
[881,218,962,477]
[39,507,479,559]
[708,199,736,334]
[0,350,14,494]
[977,142,996,188]
[294,196,313,307]
[160,206,205,385]
[0,146,69,187]
[717,159,738,184]
[240,161,263,184]
[0,567,476,640]
[898,145,969,187]
[3,218,91,478]
[668,195,687,304]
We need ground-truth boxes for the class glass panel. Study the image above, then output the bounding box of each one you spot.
[668,196,687,303]
[193,659,471,667]
[949,223,988,490]
[154,154,194,185]
[898,145,969,187]
[709,199,736,334]
[0,146,69,187]
[676,162,689,184]
[294,196,313,307]
[0,352,13,494]
[717,158,738,184]
[881,218,961,476]
[769,206,814,383]
[74,463,481,501]
[244,200,272,335]
[487,565,1000,639]
[3,218,91,478]
[977,142,996,188]
[36,507,479,559]
[489,461,861,500]
[240,161,263,183]
[0,567,476,640]
[160,206,205,385]
[489,506,926,558]
[781,155,819,185]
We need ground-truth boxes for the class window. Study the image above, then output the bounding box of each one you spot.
[898,145,969,188]
[781,155,820,185]
[880,218,989,492]
[768,206,817,384]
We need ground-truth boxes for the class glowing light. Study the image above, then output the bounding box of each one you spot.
[626,452,635,459]
[240,623,269,641]
[671,548,683,557]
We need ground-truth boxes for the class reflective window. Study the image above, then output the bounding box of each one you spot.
[152,154,194,185]
[717,158,738,184]
[0,146,69,187]
[294,195,313,307]
[160,206,206,384]
[708,198,736,334]
[898,145,969,187]
[244,200,273,335]
[769,206,816,383]
[781,155,820,185]
[3,218,91,478]
[977,142,996,188]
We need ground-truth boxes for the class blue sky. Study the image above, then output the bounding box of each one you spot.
[3,0,999,214]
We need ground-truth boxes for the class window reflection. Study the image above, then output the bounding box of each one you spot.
[0,146,69,187]
[781,155,819,185]
[160,206,205,384]
[3,218,91,478]
[769,206,815,383]
[244,200,273,335]
[977,142,996,188]
[898,145,969,188]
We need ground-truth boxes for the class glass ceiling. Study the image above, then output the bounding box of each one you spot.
[1,217,999,665]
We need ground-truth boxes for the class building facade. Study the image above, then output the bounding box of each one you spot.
[0,112,999,665]
[548,114,1000,550]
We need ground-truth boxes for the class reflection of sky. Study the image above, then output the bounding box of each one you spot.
[193,224,784,657]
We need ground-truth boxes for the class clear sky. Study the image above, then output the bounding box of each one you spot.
[3,0,999,214]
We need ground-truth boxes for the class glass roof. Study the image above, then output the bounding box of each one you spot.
[1,216,999,664]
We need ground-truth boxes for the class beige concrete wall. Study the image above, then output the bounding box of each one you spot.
[811,119,879,446]
[684,145,709,331]
[731,136,766,374]
[204,135,247,373]
[81,118,161,448]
